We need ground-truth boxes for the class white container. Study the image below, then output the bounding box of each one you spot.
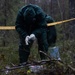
[49,46,61,60]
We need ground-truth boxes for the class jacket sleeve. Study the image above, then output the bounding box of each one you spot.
[32,28,47,38]
[32,6,47,37]
[36,6,47,27]
[15,9,27,38]
[32,15,47,38]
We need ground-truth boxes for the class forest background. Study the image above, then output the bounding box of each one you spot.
[0,0,75,73]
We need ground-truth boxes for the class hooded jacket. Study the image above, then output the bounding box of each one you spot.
[15,4,47,38]
[15,4,56,48]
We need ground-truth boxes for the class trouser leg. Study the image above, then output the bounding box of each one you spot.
[37,30,48,60]
[19,45,30,63]
[38,41,46,60]
[18,37,33,63]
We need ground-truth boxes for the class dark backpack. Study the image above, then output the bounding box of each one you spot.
[46,15,57,46]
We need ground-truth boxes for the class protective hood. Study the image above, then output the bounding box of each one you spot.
[23,7,36,22]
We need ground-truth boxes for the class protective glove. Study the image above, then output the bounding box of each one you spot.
[25,36,30,45]
[29,34,36,41]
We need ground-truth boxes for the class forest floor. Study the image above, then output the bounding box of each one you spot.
[0,42,75,75]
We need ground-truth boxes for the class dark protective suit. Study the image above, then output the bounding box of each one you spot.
[15,4,56,63]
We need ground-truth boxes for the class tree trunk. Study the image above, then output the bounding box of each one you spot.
[69,0,75,39]
[3,0,7,46]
